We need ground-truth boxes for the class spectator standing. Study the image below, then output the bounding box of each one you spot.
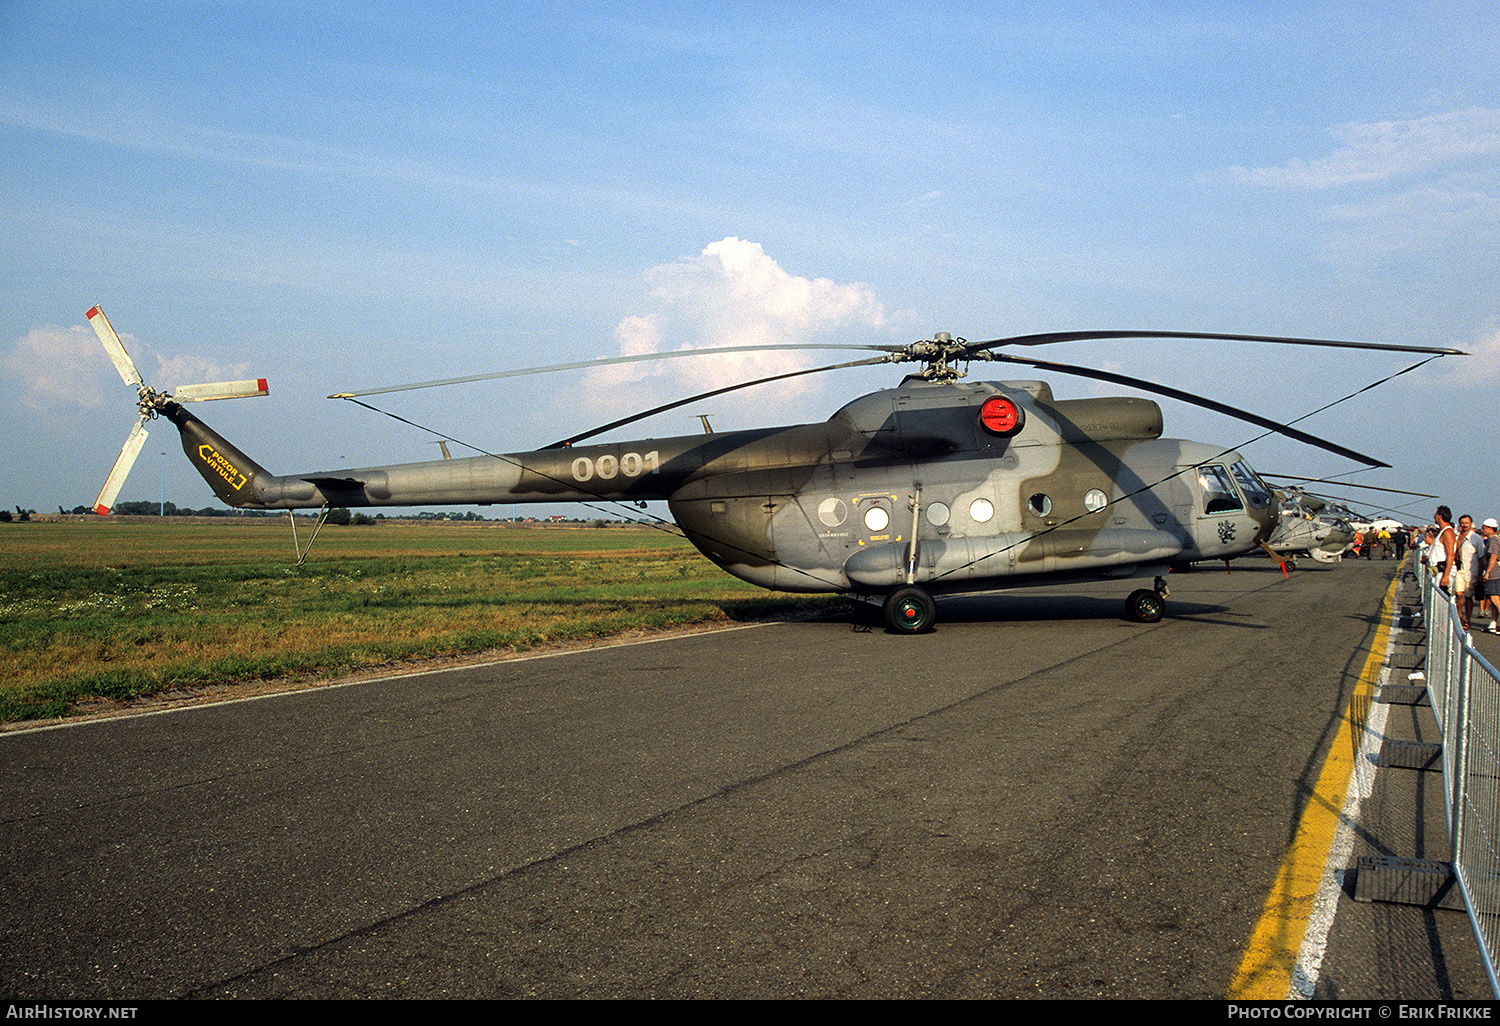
[1482,519,1500,634]
[1435,507,1458,594]
[1455,513,1481,629]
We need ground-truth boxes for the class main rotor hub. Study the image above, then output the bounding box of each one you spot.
[901,333,989,382]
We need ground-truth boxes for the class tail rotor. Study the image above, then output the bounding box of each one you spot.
[86,304,270,515]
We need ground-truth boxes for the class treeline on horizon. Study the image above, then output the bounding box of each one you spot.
[5,502,620,524]
[59,501,286,518]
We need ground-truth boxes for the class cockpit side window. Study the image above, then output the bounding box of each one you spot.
[1198,464,1244,514]
[1230,462,1271,510]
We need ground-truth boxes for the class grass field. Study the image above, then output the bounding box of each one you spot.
[0,519,836,724]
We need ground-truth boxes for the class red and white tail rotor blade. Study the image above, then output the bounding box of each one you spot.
[86,304,144,389]
[94,419,149,516]
[85,304,271,514]
[173,378,269,401]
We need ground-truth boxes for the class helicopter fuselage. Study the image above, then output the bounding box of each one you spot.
[162,375,1278,602]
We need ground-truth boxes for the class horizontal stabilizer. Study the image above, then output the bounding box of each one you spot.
[174,378,270,401]
[299,475,364,487]
[94,419,149,515]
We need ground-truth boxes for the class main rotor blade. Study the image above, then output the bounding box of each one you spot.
[985,351,1390,467]
[94,419,148,515]
[543,356,893,449]
[966,329,1466,358]
[86,305,144,388]
[331,343,902,399]
[174,378,270,401]
[1258,474,1437,499]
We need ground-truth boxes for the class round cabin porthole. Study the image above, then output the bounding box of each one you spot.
[864,505,890,532]
[969,497,994,524]
[1029,493,1052,517]
[926,501,951,527]
[1084,488,1108,513]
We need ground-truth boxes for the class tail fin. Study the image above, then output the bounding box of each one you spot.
[160,401,276,508]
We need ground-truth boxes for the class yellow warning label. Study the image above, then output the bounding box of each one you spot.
[197,444,248,491]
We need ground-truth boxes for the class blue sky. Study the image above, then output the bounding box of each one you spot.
[2,2,1497,524]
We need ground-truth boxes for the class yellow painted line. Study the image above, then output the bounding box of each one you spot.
[1226,572,1400,999]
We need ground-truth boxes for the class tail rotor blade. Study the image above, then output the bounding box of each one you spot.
[174,378,270,401]
[86,305,144,388]
[94,419,149,516]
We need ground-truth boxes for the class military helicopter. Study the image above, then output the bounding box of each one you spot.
[1265,489,1356,566]
[85,304,1462,633]
[1258,475,1432,567]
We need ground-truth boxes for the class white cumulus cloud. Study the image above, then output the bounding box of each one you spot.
[2,324,117,410]
[582,238,899,430]
[2,322,254,413]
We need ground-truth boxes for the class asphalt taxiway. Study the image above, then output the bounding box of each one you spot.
[1,558,1488,998]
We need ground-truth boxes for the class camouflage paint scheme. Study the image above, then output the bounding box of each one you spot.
[162,374,1279,602]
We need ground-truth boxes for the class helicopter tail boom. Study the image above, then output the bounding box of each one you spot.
[159,400,708,510]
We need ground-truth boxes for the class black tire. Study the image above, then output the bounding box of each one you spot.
[883,586,937,634]
[1125,588,1166,624]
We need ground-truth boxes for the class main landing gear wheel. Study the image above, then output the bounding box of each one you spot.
[883,586,937,634]
[1125,588,1166,624]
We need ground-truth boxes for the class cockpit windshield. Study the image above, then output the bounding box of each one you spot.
[1230,462,1272,510]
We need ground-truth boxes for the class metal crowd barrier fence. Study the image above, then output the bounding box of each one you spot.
[1417,558,1500,995]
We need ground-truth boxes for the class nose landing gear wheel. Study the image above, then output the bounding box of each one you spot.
[883,586,937,634]
[1125,588,1166,624]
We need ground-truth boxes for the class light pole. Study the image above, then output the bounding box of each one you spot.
[159,452,165,517]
